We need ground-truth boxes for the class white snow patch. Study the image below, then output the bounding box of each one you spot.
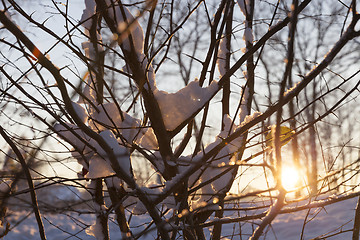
[79,0,104,104]
[90,103,138,140]
[239,87,249,122]
[243,27,253,43]
[239,111,262,127]
[186,111,261,208]
[103,0,144,55]
[97,130,131,177]
[90,102,158,149]
[78,73,97,104]
[139,56,157,91]
[188,115,245,206]
[3,194,359,239]
[85,217,106,240]
[136,127,158,150]
[217,36,228,77]
[237,0,251,16]
[80,0,96,30]
[71,101,88,123]
[86,156,115,179]
[54,123,90,151]
[154,79,219,131]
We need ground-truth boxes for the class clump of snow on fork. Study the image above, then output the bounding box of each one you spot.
[99,0,220,131]
[89,102,157,149]
[53,107,132,179]
[155,78,218,131]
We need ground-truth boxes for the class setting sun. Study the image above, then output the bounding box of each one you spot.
[281,166,301,191]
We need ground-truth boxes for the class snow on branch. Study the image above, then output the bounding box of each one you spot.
[243,27,253,44]
[89,102,157,149]
[96,1,222,133]
[154,79,218,131]
[79,0,104,103]
[217,36,228,78]
[250,190,285,240]
[101,0,144,55]
[55,118,132,180]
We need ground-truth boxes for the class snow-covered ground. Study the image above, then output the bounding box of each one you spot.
[3,190,358,240]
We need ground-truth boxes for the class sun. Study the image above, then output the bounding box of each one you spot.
[281,166,300,191]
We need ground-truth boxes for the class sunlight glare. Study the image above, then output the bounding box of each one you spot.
[281,166,300,191]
